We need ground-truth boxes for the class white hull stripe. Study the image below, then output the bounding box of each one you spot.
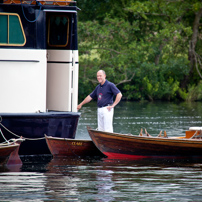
[47,61,79,64]
[47,61,72,64]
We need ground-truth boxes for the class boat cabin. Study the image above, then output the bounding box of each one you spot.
[0,0,79,113]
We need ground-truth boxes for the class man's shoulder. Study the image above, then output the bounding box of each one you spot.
[106,80,115,86]
[107,80,120,93]
[107,81,117,89]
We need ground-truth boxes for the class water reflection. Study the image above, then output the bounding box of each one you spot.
[45,156,202,201]
[44,173,80,201]
[1,155,202,201]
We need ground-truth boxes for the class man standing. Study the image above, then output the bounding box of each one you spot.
[77,70,122,132]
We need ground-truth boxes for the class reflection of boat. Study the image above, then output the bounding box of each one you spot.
[0,0,80,155]
[87,126,202,159]
[45,135,105,157]
[0,138,23,165]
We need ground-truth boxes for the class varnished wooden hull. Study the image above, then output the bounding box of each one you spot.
[87,127,202,159]
[45,135,104,157]
[0,144,20,165]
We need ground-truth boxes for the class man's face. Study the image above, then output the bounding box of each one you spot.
[97,71,106,85]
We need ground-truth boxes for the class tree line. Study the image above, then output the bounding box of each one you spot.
[76,0,202,102]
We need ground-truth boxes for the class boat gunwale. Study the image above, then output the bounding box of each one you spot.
[88,128,202,145]
[45,135,93,142]
[0,143,19,149]
[0,111,81,117]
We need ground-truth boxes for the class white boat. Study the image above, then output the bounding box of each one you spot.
[0,0,80,155]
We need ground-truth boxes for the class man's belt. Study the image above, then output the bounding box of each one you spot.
[98,104,112,108]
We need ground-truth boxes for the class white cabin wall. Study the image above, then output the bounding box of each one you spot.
[72,50,79,112]
[0,49,47,113]
[47,49,72,111]
[46,49,79,112]
[46,64,72,111]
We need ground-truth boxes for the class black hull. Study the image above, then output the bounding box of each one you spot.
[0,112,80,155]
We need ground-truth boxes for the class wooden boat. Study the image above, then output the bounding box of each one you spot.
[87,126,202,159]
[0,144,19,165]
[45,135,105,157]
[0,0,80,155]
[0,138,24,165]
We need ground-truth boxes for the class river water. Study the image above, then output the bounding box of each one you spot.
[1,101,202,202]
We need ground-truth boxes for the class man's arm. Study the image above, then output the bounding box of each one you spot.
[77,95,92,110]
[107,92,122,111]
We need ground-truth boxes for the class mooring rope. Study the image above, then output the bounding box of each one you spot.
[0,128,24,146]
[0,119,45,141]
[0,128,9,143]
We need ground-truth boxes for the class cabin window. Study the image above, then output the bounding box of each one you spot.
[48,15,69,47]
[0,13,26,46]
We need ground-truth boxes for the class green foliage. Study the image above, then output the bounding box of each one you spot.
[77,0,202,102]
[186,81,202,101]
[178,88,188,101]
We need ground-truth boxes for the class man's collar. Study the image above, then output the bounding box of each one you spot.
[100,79,108,87]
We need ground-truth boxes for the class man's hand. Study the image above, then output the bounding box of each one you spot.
[77,104,82,110]
[107,106,113,111]
[107,92,122,111]
[77,95,93,111]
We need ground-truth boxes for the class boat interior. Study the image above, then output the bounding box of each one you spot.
[139,128,202,140]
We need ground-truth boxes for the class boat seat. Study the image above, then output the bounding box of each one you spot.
[190,130,202,139]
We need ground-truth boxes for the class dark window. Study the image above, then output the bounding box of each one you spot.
[0,13,26,46]
[48,15,69,47]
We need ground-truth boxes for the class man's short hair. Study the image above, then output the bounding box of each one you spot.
[99,70,106,75]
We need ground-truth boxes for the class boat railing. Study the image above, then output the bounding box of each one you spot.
[2,0,76,6]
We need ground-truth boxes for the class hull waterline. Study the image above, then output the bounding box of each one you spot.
[87,127,202,159]
[45,135,105,157]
